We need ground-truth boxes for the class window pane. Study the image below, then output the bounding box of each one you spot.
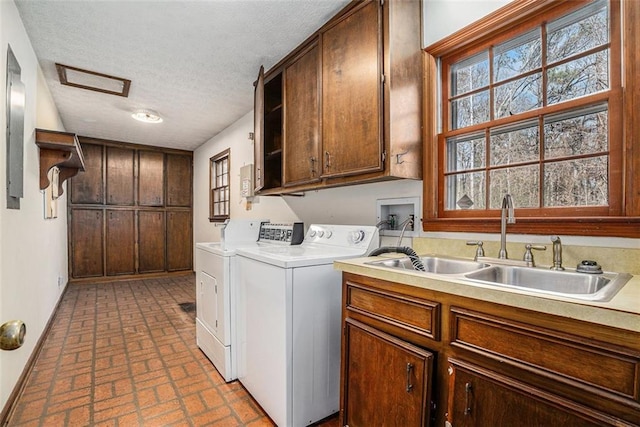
[445,172,486,210]
[446,135,485,172]
[544,107,608,159]
[544,156,608,207]
[451,90,490,129]
[490,123,539,166]
[489,165,540,209]
[494,73,542,118]
[494,30,541,82]
[547,50,609,104]
[451,51,489,96]
[547,1,608,64]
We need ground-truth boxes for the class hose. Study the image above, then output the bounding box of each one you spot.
[368,246,426,272]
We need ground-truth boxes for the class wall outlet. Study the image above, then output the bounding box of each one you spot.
[57,276,64,289]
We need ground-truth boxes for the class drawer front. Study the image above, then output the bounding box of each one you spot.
[450,307,640,403]
[346,282,440,341]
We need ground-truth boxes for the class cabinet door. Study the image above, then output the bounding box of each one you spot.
[70,143,103,204]
[322,0,383,178]
[70,208,104,278]
[106,209,135,275]
[254,65,265,192]
[447,359,609,427]
[138,211,166,273]
[166,154,192,207]
[138,151,164,206]
[167,210,192,271]
[106,146,135,205]
[283,41,321,187]
[342,318,432,427]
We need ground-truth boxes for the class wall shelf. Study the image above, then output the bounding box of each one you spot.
[35,129,85,196]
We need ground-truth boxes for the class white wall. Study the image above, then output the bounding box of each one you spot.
[0,0,67,411]
[422,0,511,47]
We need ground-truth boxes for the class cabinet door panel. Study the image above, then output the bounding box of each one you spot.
[167,210,192,271]
[70,208,104,278]
[138,211,166,273]
[106,210,135,275]
[106,146,135,205]
[448,359,612,427]
[343,318,432,427]
[283,41,321,186]
[322,1,382,178]
[166,154,192,207]
[138,151,164,206]
[70,143,103,204]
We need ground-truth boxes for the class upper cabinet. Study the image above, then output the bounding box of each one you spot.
[254,0,422,195]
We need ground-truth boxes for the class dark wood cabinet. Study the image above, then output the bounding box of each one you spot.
[68,137,192,281]
[283,40,321,187]
[138,210,166,273]
[138,150,164,206]
[167,210,192,272]
[70,143,103,204]
[166,154,192,207]
[106,146,135,205]
[447,359,607,427]
[106,209,135,275]
[70,208,104,278]
[255,0,422,195]
[322,1,382,178]
[342,318,433,427]
[340,273,640,427]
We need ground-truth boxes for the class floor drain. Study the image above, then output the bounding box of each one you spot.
[178,302,196,313]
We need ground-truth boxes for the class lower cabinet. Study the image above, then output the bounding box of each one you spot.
[138,211,166,273]
[70,208,104,278]
[447,359,608,427]
[340,273,640,427]
[342,318,433,427]
[167,210,192,272]
[106,210,135,275]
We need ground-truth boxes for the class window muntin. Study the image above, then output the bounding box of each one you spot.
[209,149,230,222]
[442,0,612,215]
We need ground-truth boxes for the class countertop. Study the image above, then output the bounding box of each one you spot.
[334,255,640,333]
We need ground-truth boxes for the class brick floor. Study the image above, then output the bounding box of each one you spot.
[5,275,340,427]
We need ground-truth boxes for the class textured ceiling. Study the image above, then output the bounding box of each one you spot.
[15,0,350,150]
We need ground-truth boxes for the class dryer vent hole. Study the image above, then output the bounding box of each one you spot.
[178,302,196,313]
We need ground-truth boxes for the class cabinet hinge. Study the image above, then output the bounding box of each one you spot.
[380,0,384,6]
[381,73,385,84]
[382,151,387,163]
[215,320,218,328]
[215,284,217,294]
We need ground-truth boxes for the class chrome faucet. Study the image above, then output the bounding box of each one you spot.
[550,235,564,270]
[498,194,515,259]
[396,215,415,246]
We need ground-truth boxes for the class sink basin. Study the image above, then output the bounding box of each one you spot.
[366,256,487,275]
[464,265,632,301]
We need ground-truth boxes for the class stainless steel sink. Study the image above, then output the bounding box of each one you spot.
[366,256,487,275]
[464,265,632,301]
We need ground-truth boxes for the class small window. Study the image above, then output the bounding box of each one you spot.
[209,149,230,222]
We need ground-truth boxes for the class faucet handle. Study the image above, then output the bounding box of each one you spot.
[523,244,546,267]
[466,241,484,260]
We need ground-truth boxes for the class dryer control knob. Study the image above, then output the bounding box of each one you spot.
[317,230,325,238]
[349,230,365,244]
[325,230,333,239]
[309,230,317,238]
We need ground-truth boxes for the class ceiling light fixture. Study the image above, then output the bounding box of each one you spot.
[132,109,163,124]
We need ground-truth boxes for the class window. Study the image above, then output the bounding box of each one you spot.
[423,0,640,237]
[209,149,230,222]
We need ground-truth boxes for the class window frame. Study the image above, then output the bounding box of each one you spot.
[209,148,231,223]
[423,0,640,237]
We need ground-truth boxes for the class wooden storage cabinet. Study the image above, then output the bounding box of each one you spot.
[69,209,104,278]
[447,359,609,427]
[340,273,640,427]
[106,209,135,276]
[68,137,192,280]
[343,319,433,427]
[255,0,422,194]
[138,150,164,206]
[283,40,321,187]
